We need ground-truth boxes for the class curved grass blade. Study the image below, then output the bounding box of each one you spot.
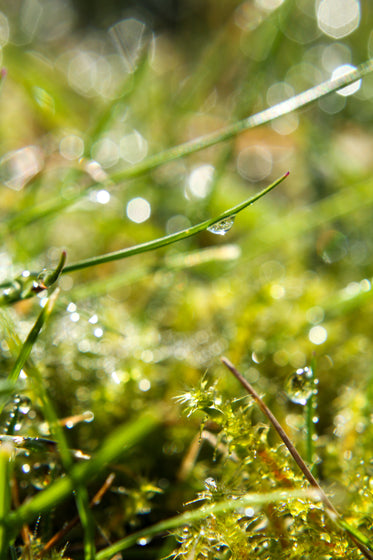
[95,488,320,560]
[0,251,66,307]
[11,309,96,560]
[63,172,288,273]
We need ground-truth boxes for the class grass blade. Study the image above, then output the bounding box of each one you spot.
[8,289,59,384]
[0,443,12,560]
[95,488,320,560]
[305,357,316,469]
[8,305,97,560]
[63,172,288,273]
[109,58,373,183]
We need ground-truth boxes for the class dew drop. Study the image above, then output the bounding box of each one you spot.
[18,397,31,415]
[204,477,217,491]
[137,537,151,546]
[285,367,313,405]
[31,462,54,489]
[83,410,94,423]
[88,314,98,324]
[207,215,236,236]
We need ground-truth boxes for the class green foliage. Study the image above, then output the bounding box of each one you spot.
[172,379,353,559]
[0,2,373,559]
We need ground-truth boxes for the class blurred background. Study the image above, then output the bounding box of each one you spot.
[0,0,373,556]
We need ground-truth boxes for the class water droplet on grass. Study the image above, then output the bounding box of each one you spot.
[18,397,31,415]
[204,477,217,491]
[83,410,94,422]
[286,367,313,405]
[137,537,151,546]
[31,462,55,489]
[207,215,236,235]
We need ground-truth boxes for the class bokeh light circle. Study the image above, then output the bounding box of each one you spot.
[317,0,360,39]
[237,146,272,182]
[126,197,151,223]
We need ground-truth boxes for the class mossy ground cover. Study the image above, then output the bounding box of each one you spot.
[0,2,373,558]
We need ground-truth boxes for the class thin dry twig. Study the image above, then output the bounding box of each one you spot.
[221,356,373,560]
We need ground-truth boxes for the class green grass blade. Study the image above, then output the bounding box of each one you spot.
[8,289,59,384]
[337,518,373,549]
[74,486,96,560]
[63,172,288,273]
[0,443,12,560]
[306,358,316,469]
[109,58,373,183]
[95,488,320,560]
[28,366,97,560]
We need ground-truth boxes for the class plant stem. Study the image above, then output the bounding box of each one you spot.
[0,444,12,560]
[8,289,60,384]
[62,172,288,273]
[221,358,334,510]
[305,357,316,469]
[220,356,373,560]
[95,488,320,560]
[109,59,373,183]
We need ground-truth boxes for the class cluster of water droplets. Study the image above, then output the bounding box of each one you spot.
[0,395,56,490]
[2,395,94,490]
[3,394,32,435]
[21,460,57,490]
